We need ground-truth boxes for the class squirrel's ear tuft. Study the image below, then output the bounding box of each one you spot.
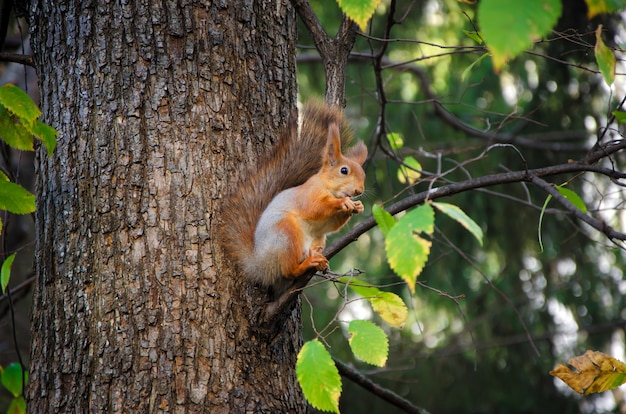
[325,122,342,165]
[345,141,367,165]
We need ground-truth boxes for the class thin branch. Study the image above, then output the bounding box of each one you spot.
[529,175,626,245]
[436,228,541,356]
[326,144,626,259]
[264,140,626,321]
[291,0,357,105]
[333,357,432,414]
[0,273,34,307]
[0,52,33,67]
[297,51,590,152]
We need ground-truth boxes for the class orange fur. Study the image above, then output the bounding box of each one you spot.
[219,102,367,289]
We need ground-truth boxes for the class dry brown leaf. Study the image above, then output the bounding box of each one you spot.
[550,350,626,395]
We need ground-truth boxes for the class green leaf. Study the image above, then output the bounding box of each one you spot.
[461,53,489,82]
[463,30,484,45]
[372,204,396,237]
[478,0,562,70]
[595,25,616,86]
[27,120,58,156]
[0,182,36,215]
[557,186,587,213]
[585,0,626,19]
[0,170,9,182]
[1,362,27,397]
[613,110,626,124]
[539,185,588,252]
[336,0,383,31]
[432,202,483,246]
[397,156,422,184]
[7,396,26,414]
[0,84,41,125]
[537,194,552,253]
[1,253,16,294]
[296,340,342,414]
[341,277,408,328]
[348,320,389,367]
[0,106,35,151]
[387,132,403,150]
[386,204,434,293]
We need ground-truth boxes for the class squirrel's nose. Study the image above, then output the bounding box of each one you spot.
[353,188,363,197]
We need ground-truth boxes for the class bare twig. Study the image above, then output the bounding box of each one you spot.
[330,145,626,256]
[529,175,626,245]
[297,51,590,152]
[333,357,432,414]
[0,52,33,67]
[264,140,626,321]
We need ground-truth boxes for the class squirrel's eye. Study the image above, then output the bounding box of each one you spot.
[340,166,349,175]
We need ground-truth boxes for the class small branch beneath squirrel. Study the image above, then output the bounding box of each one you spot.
[264,139,626,322]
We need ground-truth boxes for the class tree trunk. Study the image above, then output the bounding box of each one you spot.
[28,1,305,412]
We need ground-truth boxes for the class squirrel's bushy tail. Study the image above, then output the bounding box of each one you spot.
[219,101,354,278]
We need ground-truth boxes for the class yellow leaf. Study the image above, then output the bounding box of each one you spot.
[369,292,408,328]
[594,25,616,86]
[550,350,626,395]
[337,0,383,32]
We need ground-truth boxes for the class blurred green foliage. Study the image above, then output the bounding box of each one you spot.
[297,0,626,412]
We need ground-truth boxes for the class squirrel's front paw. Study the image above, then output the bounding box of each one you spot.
[308,247,329,271]
[353,200,364,214]
[340,197,357,212]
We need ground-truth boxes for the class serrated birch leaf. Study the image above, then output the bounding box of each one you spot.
[297,340,341,413]
[0,84,41,124]
[336,0,383,31]
[550,350,626,395]
[369,292,408,328]
[386,204,434,293]
[0,182,36,214]
[372,204,395,237]
[341,277,408,328]
[29,120,58,155]
[0,253,15,294]
[478,0,562,70]
[0,106,34,151]
[557,186,587,213]
[432,202,483,246]
[348,320,389,367]
[595,25,616,86]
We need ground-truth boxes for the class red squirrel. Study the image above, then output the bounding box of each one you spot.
[220,101,367,290]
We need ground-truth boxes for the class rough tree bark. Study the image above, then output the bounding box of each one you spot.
[28,0,306,412]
